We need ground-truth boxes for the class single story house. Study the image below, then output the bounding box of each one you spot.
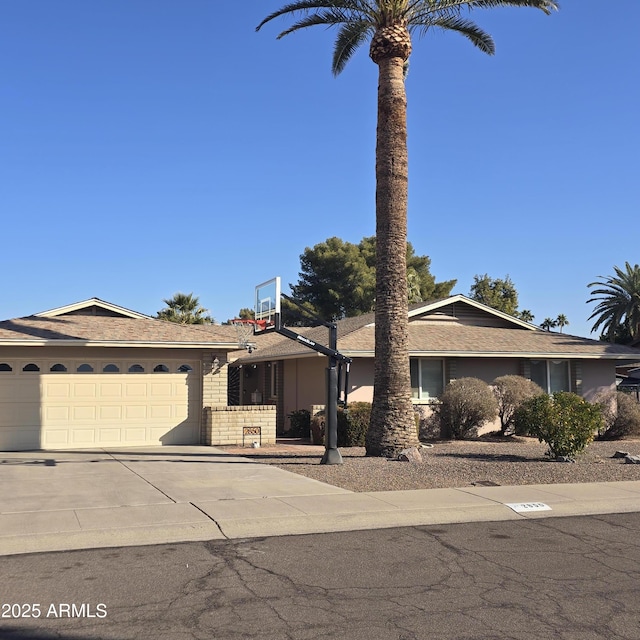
[4,295,640,450]
[0,298,274,451]
[229,295,640,434]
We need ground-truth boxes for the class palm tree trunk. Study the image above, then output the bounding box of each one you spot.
[366,56,418,457]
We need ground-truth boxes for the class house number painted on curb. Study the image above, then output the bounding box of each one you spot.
[505,502,552,513]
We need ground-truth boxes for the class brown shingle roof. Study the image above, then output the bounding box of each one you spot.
[402,324,640,358]
[0,315,240,346]
[235,319,640,362]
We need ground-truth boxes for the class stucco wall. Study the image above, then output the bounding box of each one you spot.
[282,358,326,430]
[347,358,375,403]
[581,360,617,401]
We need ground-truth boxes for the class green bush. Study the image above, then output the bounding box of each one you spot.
[337,402,371,447]
[513,392,602,458]
[492,375,545,435]
[597,392,640,440]
[434,378,498,439]
[286,409,311,438]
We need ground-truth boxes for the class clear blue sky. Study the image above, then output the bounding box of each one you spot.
[1,1,638,338]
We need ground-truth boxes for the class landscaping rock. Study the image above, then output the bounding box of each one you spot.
[624,455,640,464]
[612,451,630,459]
[397,447,423,463]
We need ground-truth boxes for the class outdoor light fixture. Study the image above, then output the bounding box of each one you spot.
[212,356,220,372]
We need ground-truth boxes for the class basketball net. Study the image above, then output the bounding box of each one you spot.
[231,319,265,350]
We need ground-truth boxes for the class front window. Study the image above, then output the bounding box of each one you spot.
[410,358,444,401]
[530,360,570,393]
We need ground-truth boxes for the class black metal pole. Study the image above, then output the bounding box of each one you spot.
[321,324,342,465]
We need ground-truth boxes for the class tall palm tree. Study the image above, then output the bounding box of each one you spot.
[588,262,640,343]
[257,0,558,457]
[157,293,214,325]
[540,317,557,332]
[555,313,569,332]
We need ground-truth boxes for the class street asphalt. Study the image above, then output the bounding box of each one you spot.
[1,445,640,556]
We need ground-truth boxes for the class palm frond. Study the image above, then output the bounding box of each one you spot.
[332,21,373,74]
[587,263,640,340]
[413,15,494,54]
[273,9,354,39]
[421,0,559,15]
[256,0,361,32]
[468,1,559,16]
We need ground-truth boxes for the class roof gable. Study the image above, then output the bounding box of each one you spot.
[36,298,151,320]
[409,295,537,330]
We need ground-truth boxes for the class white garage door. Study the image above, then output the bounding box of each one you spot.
[0,359,201,451]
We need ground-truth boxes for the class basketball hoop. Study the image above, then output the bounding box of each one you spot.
[231,319,265,351]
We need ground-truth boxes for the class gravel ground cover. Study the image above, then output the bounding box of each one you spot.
[218,437,640,492]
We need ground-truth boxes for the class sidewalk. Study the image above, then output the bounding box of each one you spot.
[1,446,640,556]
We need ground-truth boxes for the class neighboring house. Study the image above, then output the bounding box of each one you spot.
[229,295,640,434]
[0,298,267,451]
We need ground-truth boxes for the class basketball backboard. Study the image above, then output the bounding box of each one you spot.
[254,277,281,333]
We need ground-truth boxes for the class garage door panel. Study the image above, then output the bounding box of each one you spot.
[100,406,122,420]
[150,404,172,419]
[43,429,70,446]
[124,405,147,419]
[100,383,123,398]
[175,404,190,419]
[0,403,41,427]
[2,380,40,402]
[44,383,71,399]
[73,383,97,398]
[73,406,96,421]
[151,383,173,396]
[44,406,70,422]
[70,429,96,445]
[99,428,122,442]
[124,428,147,443]
[125,383,146,397]
[0,426,41,451]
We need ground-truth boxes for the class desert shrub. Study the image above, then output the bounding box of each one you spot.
[513,392,602,458]
[492,375,545,435]
[592,390,617,438]
[337,402,371,447]
[415,404,440,440]
[433,378,498,439]
[286,409,311,438]
[597,392,640,440]
[310,411,325,445]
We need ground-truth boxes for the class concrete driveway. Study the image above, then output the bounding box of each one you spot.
[0,446,351,555]
[2,446,640,557]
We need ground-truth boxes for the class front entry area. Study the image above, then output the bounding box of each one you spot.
[0,358,201,451]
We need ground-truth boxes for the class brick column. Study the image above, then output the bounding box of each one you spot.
[202,352,228,407]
